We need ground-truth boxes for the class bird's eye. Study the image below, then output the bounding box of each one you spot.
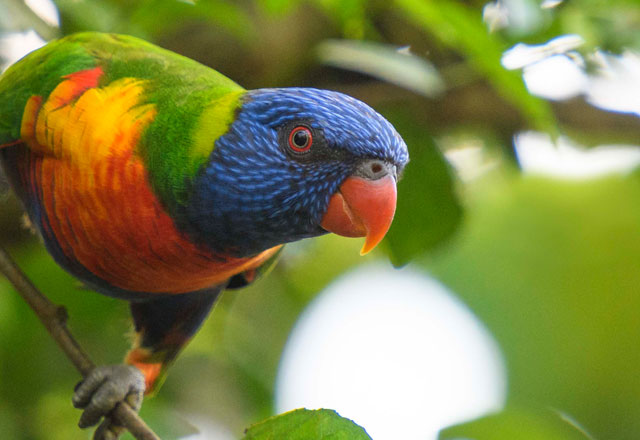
[288,126,313,153]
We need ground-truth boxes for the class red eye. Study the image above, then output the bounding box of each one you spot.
[288,126,313,153]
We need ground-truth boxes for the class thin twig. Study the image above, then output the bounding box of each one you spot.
[0,245,160,440]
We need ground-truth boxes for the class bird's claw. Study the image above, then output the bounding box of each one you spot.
[72,365,145,439]
[93,416,125,440]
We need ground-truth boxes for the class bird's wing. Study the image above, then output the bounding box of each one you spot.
[0,33,278,297]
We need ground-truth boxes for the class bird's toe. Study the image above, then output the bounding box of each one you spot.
[72,365,145,432]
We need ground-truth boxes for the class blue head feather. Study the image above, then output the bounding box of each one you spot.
[185,88,409,257]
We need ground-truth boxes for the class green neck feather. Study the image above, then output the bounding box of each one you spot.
[86,33,246,215]
[140,85,244,215]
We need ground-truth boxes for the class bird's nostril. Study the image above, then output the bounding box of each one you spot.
[357,160,393,180]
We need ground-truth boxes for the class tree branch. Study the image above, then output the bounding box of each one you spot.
[0,245,160,440]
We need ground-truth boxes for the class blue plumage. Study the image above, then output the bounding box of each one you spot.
[246,88,408,165]
[185,88,409,257]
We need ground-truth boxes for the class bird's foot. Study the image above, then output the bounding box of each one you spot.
[72,365,146,440]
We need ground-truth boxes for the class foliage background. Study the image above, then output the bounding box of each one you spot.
[1,0,640,439]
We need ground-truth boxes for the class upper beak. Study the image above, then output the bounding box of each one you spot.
[320,160,397,255]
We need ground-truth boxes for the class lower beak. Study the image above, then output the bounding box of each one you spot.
[320,174,397,255]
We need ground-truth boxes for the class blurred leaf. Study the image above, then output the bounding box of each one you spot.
[54,0,254,42]
[243,408,371,440]
[382,109,462,266]
[208,236,364,416]
[317,39,444,97]
[494,0,548,38]
[426,173,640,440]
[440,407,593,440]
[313,0,367,39]
[258,0,302,16]
[0,403,20,439]
[0,0,59,39]
[395,0,556,134]
[177,0,255,42]
[54,0,124,35]
[559,1,640,53]
[135,400,199,440]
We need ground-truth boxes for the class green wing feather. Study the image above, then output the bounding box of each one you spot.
[0,36,95,144]
[0,32,245,214]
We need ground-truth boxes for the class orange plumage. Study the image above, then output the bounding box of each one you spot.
[15,67,279,294]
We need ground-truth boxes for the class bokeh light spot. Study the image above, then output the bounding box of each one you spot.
[275,264,507,440]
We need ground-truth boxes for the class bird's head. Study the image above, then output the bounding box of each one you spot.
[187,88,409,257]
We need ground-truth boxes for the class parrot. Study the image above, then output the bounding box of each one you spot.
[0,32,408,437]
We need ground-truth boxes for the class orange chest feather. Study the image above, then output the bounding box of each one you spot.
[18,68,279,294]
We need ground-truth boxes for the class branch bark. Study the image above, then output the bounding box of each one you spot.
[0,245,160,440]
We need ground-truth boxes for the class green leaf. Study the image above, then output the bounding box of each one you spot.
[440,408,594,440]
[382,109,462,266]
[317,39,444,97]
[243,409,372,440]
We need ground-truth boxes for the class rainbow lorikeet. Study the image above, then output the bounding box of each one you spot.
[0,32,408,436]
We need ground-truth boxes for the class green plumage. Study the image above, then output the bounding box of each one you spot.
[0,37,95,143]
[0,32,245,214]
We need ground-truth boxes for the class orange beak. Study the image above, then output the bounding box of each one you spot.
[320,174,397,255]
